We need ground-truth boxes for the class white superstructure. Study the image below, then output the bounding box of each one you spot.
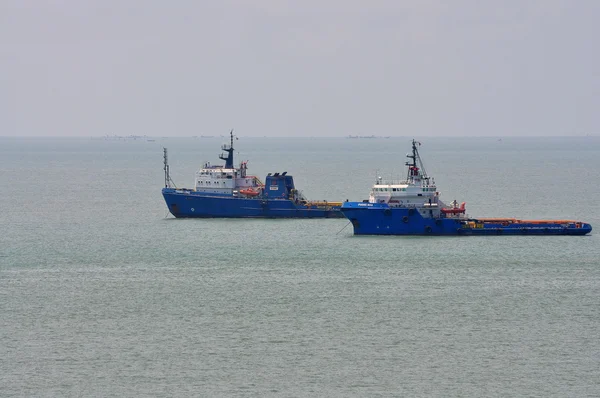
[192,133,263,196]
[368,140,467,219]
[195,161,262,195]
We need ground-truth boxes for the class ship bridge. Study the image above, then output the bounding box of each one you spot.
[370,181,439,208]
[368,139,441,208]
[194,131,262,194]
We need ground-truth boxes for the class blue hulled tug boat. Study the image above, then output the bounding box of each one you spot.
[162,131,342,218]
[341,140,592,236]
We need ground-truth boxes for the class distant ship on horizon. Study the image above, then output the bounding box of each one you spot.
[346,135,391,139]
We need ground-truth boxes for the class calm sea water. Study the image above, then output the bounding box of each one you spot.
[1,136,599,397]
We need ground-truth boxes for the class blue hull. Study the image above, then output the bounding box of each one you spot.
[163,188,342,218]
[341,203,592,236]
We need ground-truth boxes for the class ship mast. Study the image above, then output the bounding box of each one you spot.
[405,139,418,181]
[163,147,177,188]
[405,139,429,182]
[163,147,171,188]
[219,129,235,169]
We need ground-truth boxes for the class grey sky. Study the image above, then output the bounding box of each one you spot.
[2,0,599,137]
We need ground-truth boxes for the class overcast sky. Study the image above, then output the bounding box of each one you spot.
[2,0,599,137]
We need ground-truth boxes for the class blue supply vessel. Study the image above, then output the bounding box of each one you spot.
[341,139,592,236]
[162,132,342,218]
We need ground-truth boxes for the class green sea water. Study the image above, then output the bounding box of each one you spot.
[1,136,599,396]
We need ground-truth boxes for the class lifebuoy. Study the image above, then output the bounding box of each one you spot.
[402,216,409,223]
[425,226,432,233]
[384,209,392,216]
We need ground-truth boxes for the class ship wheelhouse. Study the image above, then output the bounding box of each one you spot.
[365,139,469,219]
[369,139,440,208]
[366,139,471,219]
[193,132,264,195]
[195,163,236,193]
[369,182,439,208]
